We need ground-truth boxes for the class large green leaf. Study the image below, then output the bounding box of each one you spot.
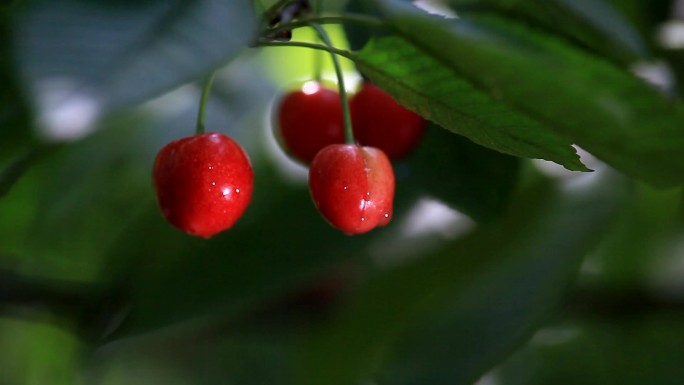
[14,0,255,112]
[448,0,647,64]
[586,184,683,288]
[297,171,626,385]
[353,36,588,171]
[395,125,521,222]
[498,313,684,385]
[365,0,684,187]
[0,318,83,385]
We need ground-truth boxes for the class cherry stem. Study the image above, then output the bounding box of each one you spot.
[312,0,323,82]
[254,39,353,59]
[310,23,355,144]
[195,72,216,135]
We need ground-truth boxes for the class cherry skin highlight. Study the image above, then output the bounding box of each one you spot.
[275,81,345,163]
[309,144,395,235]
[350,81,427,159]
[153,132,254,238]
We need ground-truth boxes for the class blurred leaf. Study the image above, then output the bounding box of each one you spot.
[105,158,384,338]
[19,120,156,282]
[0,317,82,385]
[343,0,384,51]
[607,0,672,46]
[396,125,520,222]
[14,0,255,111]
[369,1,684,187]
[498,312,684,385]
[297,171,626,385]
[88,319,297,385]
[0,146,53,199]
[449,0,647,64]
[353,36,588,171]
[586,184,683,288]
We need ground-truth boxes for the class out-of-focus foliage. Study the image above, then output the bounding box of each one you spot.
[0,1,683,385]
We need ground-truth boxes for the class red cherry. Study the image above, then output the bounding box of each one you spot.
[152,132,253,238]
[275,81,345,163]
[351,82,427,158]
[309,144,395,235]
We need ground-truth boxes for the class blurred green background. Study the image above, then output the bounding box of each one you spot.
[1,0,684,384]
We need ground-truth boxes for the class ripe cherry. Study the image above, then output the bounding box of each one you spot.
[350,81,427,159]
[309,144,395,235]
[275,81,345,163]
[153,132,253,238]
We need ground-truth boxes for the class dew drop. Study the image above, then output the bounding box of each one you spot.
[384,213,389,218]
[343,186,348,190]
[361,217,366,222]
[211,182,216,186]
[236,188,240,194]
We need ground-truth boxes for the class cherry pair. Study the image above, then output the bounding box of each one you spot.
[275,81,426,235]
[276,80,427,163]
[151,131,392,238]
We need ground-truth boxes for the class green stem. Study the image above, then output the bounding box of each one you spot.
[310,23,354,144]
[195,72,216,135]
[313,51,323,82]
[254,40,354,60]
[312,0,325,82]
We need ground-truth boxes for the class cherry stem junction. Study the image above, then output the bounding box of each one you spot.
[195,72,216,135]
[310,23,355,145]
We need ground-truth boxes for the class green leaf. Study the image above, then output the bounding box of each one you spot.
[498,313,684,385]
[297,172,626,385]
[449,0,648,64]
[343,0,385,51]
[0,318,83,385]
[0,146,52,199]
[586,184,683,288]
[396,125,521,222]
[14,0,255,111]
[372,1,684,186]
[353,36,588,171]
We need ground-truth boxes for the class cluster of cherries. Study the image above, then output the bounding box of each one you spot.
[152,80,426,238]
